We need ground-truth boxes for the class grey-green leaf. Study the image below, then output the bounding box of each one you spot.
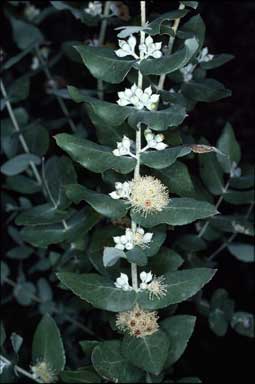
[121,331,169,375]
[1,154,41,176]
[55,133,135,174]
[216,122,241,173]
[61,368,101,383]
[141,146,192,170]
[15,203,72,226]
[32,314,65,373]
[182,79,231,102]
[92,340,143,383]
[131,198,218,228]
[75,45,134,83]
[65,183,129,219]
[227,243,254,263]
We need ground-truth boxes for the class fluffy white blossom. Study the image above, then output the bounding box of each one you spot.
[109,181,131,200]
[114,273,132,291]
[115,35,138,59]
[142,128,168,151]
[197,47,214,63]
[31,57,40,71]
[117,84,159,111]
[113,227,153,251]
[180,63,196,82]
[139,272,168,300]
[139,35,162,59]
[84,1,102,16]
[112,136,135,157]
[31,361,56,383]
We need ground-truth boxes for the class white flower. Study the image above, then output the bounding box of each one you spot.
[114,273,132,291]
[24,3,40,20]
[31,57,39,71]
[140,271,153,289]
[142,128,168,151]
[197,47,214,63]
[117,84,159,111]
[139,35,162,59]
[139,272,168,300]
[84,1,102,16]
[112,136,135,157]
[109,181,131,200]
[180,63,196,82]
[113,227,153,251]
[0,358,10,374]
[115,35,139,59]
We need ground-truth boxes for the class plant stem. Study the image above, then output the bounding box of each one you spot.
[208,201,254,261]
[157,2,185,91]
[1,80,42,187]
[97,1,111,100]
[131,1,146,290]
[35,47,77,133]
[198,178,231,238]
[0,355,43,383]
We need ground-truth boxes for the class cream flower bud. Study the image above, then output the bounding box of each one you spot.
[84,1,102,16]
[114,273,132,291]
[115,35,138,59]
[140,271,153,284]
[197,47,214,63]
[139,35,163,59]
[117,84,160,111]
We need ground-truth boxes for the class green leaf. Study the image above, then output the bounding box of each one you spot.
[0,322,6,347]
[92,340,143,383]
[1,154,41,176]
[57,268,216,312]
[7,245,33,260]
[227,243,254,263]
[57,272,136,312]
[1,262,10,284]
[65,184,129,219]
[199,148,224,195]
[14,281,36,306]
[200,54,234,70]
[140,38,198,75]
[23,123,49,156]
[8,76,30,104]
[157,161,197,197]
[32,314,66,373]
[161,315,196,367]
[223,189,254,205]
[216,122,241,173]
[141,146,191,170]
[149,248,184,274]
[80,341,99,356]
[75,45,134,83]
[10,17,43,50]
[61,368,101,383]
[147,10,188,36]
[178,15,205,50]
[21,207,101,248]
[175,234,207,252]
[44,156,77,209]
[210,215,254,236]
[15,203,72,226]
[55,133,135,174]
[2,41,40,71]
[68,86,187,132]
[137,268,216,311]
[4,175,41,194]
[103,247,126,267]
[182,79,231,102]
[230,312,254,338]
[131,198,218,228]
[121,331,169,375]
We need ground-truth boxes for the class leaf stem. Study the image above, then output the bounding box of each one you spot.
[157,2,185,91]
[0,355,43,383]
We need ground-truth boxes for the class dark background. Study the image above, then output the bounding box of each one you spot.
[1,1,255,383]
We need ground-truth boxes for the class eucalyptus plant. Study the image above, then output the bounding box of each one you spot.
[1,1,254,383]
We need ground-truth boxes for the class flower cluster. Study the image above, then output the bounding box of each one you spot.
[129,176,170,215]
[180,63,196,82]
[139,271,168,300]
[142,128,168,151]
[31,361,56,383]
[113,227,153,251]
[115,34,162,60]
[84,1,102,16]
[114,271,168,300]
[112,136,135,157]
[116,305,159,337]
[197,47,214,63]
[117,84,159,111]
[109,181,131,200]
